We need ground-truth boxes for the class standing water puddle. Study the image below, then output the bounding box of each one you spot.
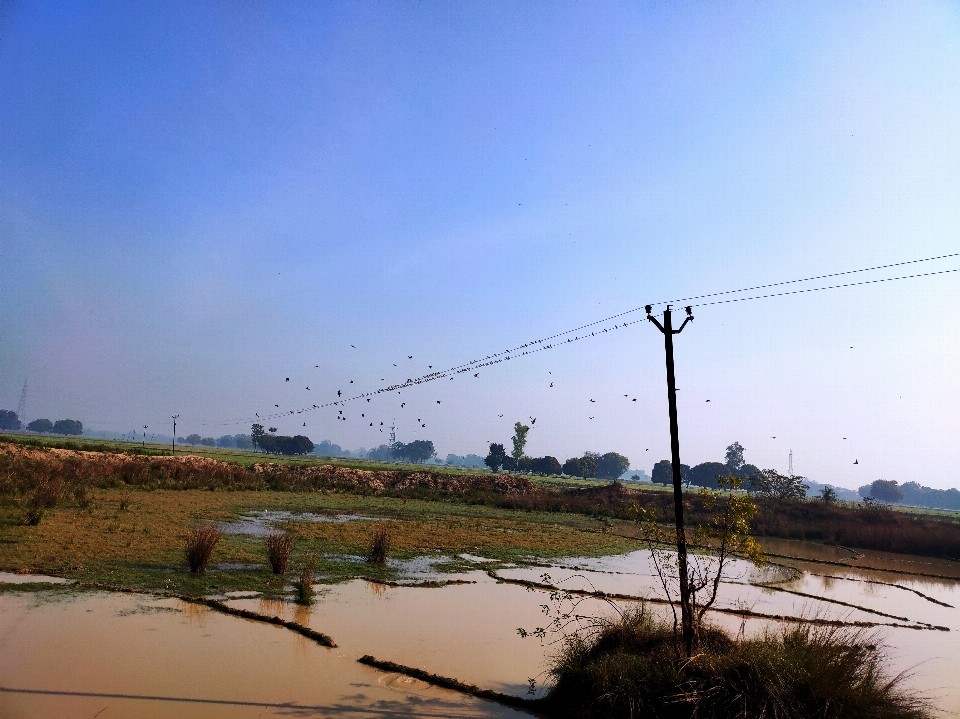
[219,511,378,536]
[2,544,959,716]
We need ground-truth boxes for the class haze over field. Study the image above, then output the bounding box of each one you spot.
[2,2,960,489]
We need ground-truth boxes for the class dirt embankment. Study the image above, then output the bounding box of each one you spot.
[0,442,536,496]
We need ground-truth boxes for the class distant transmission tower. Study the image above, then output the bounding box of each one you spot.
[389,421,396,445]
[17,378,27,423]
[788,449,794,476]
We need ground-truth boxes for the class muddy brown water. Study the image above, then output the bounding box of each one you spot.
[2,541,959,717]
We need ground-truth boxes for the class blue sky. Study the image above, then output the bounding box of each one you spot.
[2,1,960,488]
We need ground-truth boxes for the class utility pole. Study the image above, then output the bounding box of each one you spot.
[143,425,148,448]
[171,415,179,456]
[646,304,695,655]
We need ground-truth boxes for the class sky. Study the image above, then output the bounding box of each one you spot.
[2,1,960,489]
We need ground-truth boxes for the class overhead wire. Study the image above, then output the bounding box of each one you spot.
[202,253,959,427]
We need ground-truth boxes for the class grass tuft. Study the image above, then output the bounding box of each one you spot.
[266,531,293,574]
[546,605,931,719]
[368,524,391,565]
[118,491,131,511]
[293,565,314,605]
[184,522,223,573]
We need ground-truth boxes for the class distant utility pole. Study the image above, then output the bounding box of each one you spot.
[17,378,27,424]
[171,415,179,456]
[788,449,794,476]
[646,303,695,656]
[143,425,148,448]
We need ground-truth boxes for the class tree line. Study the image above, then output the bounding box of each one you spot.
[0,411,83,435]
[482,421,631,479]
[250,424,314,455]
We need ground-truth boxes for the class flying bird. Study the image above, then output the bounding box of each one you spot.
[589,416,595,420]
[275,404,279,407]
[408,356,413,359]
[350,380,354,384]
[351,345,356,348]
[255,413,259,417]
[498,414,503,418]
[474,373,479,377]
[337,390,341,397]
[429,366,432,369]
[854,459,859,464]
[530,417,536,425]
[286,378,289,382]
[401,403,405,408]
[589,399,595,403]
[370,423,373,426]
[306,387,310,390]
[303,422,306,427]
[550,383,554,387]
[705,399,710,402]
[436,400,441,404]
[632,399,637,402]
[367,398,371,402]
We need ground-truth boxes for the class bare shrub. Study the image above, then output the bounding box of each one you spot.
[266,531,293,574]
[24,506,44,526]
[32,474,64,509]
[184,522,223,573]
[72,483,92,509]
[368,525,391,565]
[293,565,314,605]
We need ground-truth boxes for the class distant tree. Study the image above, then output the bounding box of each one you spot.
[749,469,809,500]
[819,486,838,504]
[391,440,436,463]
[685,462,731,490]
[0,410,20,431]
[724,442,745,473]
[366,444,394,461]
[485,443,507,472]
[27,418,54,433]
[200,437,216,447]
[869,479,905,504]
[314,440,346,457]
[216,435,235,448]
[652,459,690,485]
[52,419,83,436]
[530,456,562,475]
[250,424,265,451]
[234,434,252,450]
[597,452,630,480]
[501,455,518,472]
[280,435,314,455]
[579,454,598,479]
[185,433,202,445]
[511,422,530,461]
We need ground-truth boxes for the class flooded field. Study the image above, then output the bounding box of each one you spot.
[2,539,959,717]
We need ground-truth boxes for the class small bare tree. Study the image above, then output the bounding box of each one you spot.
[634,475,765,654]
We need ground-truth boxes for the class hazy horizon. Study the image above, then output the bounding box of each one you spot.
[3,2,960,490]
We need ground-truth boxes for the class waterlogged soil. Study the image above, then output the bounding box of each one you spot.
[0,590,535,719]
[2,544,959,716]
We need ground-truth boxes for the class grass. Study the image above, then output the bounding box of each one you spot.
[293,565,314,605]
[368,524,391,565]
[546,605,931,719]
[184,523,222,573]
[266,531,292,574]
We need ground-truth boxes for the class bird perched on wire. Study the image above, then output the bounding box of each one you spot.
[549,383,553,387]
[306,387,310,390]
[286,378,289,382]
[589,399,595,403]
[436,400,441,404]
[337,390,341,397]
[854,459,859,464]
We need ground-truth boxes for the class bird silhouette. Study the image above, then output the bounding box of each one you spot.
[843,437,847,440]
[408,356,413,359]
[370,423,373,426]
[589,399,595,403]
[474,373,479,377]
[337,390,341,397]
[530,417,536,425]
[351,345,356,348]
[303,422,306,427]
[436,400,440,404]
[401,403,405,408]
[285,378,289,382]
[429,366,432,369]
[306,387,310,390]
[380,422,383,425]
[772,436,776,439]
[589,416,595,420]
[645,449,649,451]
[361,414,364,417]
[632,399,637,402]
[549,382,554,387]
[854,459,859,464]
[705,399,710,402]
[275,404,279,408]
[315,365,319,368]
[421,424,426,428]
[367,398,371,402]
[256,413,259,417]
[350,380,354,384]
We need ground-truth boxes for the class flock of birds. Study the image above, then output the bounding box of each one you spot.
[245,343,863,466]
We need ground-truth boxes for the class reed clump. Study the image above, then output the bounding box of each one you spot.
[368,524,391,565]
[73,483,92,509]
[184,522,223,573]
[266,531,293,574]
[293,565,314,605]
[545,606,931,719]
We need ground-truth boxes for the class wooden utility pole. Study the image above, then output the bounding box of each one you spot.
[171,415,179,456]
[646,304,695,655]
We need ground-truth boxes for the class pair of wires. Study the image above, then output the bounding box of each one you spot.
[208,252,958,427]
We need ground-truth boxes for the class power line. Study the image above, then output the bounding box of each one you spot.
[204,253,959,427]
